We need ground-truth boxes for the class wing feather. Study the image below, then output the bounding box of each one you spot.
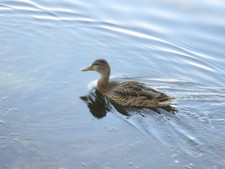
[112,80,169,100]
[105,80,172,107]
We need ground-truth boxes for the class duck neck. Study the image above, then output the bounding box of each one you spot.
[97,72,110,93]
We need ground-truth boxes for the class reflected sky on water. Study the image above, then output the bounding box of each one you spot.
[1,0,225,168]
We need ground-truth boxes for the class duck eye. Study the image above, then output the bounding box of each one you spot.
[92,63,99,67]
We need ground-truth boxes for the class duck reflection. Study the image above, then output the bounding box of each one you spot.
[80,89,176,119]
[80,89,129,118]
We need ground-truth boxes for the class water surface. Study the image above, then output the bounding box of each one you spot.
[1,0,225,168]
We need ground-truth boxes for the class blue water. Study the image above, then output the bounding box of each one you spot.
[1,0,225,168]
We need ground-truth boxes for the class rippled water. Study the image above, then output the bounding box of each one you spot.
[1,0,225,168]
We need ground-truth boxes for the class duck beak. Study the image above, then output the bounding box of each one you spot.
[81,66,94,71]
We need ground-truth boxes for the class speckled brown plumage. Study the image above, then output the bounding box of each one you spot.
[81,59,173,108]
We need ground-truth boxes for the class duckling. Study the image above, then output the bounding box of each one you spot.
[81,59,173,108]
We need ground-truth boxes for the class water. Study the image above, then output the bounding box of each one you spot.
[1,0,225,168]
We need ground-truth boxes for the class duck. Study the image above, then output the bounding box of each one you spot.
[81,59,174,108]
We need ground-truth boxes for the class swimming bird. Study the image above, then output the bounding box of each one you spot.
[81,59,173,108]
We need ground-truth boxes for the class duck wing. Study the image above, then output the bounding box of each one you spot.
[114,80,171,101]
[105,80,173,108]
